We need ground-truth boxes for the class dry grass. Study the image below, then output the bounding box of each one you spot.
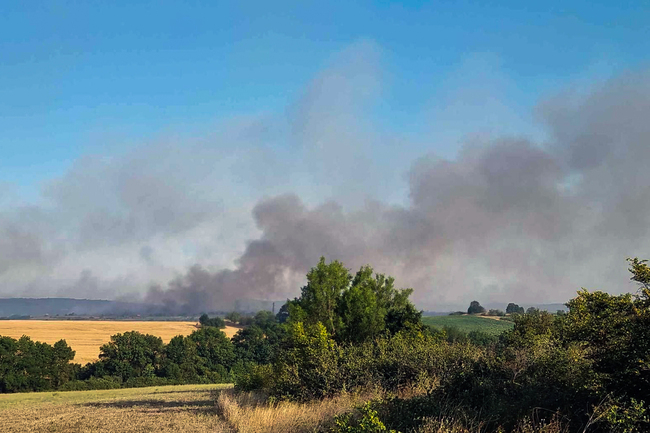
[0,384,231,433]
[0,320,240,364]
[215,389,379,433]
[0,384,374,433]
[0,384,573,433]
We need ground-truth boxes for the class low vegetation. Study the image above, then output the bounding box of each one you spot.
[1,257,649,432]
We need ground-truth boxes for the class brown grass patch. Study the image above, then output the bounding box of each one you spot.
[0,320,239,364]
[215,389,380,433]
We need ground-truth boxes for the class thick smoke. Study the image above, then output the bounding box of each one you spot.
[1,43,649,311]
[146,71,650,312]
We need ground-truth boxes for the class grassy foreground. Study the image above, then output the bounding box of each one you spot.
[0,383,371,433]
[0,383,230,432]
[422,314,514,335]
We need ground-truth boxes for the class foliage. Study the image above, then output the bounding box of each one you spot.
[92,331,164,381]
[506,302,525,315]
[297,257,351,336]
[272,321,341,400]
[561,287,650,403]
[225,311,242,323]
[187,326,236,372]
[285,257,422,344]
[0,335,76,392]
[332,402,400,433]
[199,313,225,328]
[487,309,505,316]
[467,301,485,314]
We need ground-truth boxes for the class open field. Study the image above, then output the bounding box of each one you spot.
[422,314,514,335]
[0,320,240,364]
[0,383,369,433]
[0,383,231,433]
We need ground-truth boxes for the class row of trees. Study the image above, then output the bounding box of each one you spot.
[2,256,649,431]
[465,301,534,315]
[0,258,421,393]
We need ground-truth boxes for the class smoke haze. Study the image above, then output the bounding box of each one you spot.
[1,43,649,311]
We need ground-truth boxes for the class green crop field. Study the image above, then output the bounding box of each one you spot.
[422,314,514,335]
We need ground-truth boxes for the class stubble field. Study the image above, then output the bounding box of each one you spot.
[0,384,230,433]
[0,383,366,433]
[0,320,240,364]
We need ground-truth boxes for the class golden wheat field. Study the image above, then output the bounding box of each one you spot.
[0,320,240,364]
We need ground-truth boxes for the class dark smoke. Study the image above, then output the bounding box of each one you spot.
[146,71,650,311]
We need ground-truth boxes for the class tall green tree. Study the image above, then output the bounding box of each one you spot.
[297,257,351,336]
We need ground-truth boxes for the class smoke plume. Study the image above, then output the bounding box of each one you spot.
[1,43,649,311]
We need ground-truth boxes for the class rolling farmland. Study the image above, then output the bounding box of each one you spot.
[0,320,240,364]
[422,314,514,335]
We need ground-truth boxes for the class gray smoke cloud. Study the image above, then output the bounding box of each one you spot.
[146,70,650,312]
[1,42,649,311]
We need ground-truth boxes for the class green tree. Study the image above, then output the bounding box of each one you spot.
[297,257,351,336]
[232,325,273,364]
[467,301,486,314]
[188,327,236,371]
[97,331,164,381]
[506,303,524,314]
[161,335,204,381]
[338,266,390,343]
[225,311,242,323]
[199,314,225,328]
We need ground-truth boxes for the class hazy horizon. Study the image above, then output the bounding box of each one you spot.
[1,2,649,311]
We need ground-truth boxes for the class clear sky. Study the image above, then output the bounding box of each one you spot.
[2,1,647,192]
[1,1,650,309]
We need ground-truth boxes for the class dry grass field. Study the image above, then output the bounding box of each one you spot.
[0,320,240,364]
[0,384,371,433]
[0,384,231,433]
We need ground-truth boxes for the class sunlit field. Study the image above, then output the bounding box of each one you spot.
[421,314,514,335]
[0,320,240,364]
[0,384,367,433]
[0,383,231,433]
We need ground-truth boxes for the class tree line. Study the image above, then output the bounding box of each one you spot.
[1,257,649,431]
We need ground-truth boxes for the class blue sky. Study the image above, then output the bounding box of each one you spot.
[2,1,648,194]
[2,1,650,307]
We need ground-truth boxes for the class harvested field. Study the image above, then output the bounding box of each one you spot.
[0,384,231,433]
[0,320,240,364]
[0,384,370,433]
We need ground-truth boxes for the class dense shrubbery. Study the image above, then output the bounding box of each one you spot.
[234,257,650,432]
[2,257,650,433]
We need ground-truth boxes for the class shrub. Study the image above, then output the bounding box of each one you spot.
[332,402,400,433]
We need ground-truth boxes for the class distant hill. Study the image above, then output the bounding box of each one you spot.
[0,298,144,318]
[0,297,289,318]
